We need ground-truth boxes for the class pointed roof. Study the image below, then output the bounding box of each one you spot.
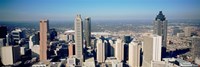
[155,11,166,21]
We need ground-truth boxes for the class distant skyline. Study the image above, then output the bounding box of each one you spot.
[0,0,200,22]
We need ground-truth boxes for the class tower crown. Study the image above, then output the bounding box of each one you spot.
[155,11,166,21]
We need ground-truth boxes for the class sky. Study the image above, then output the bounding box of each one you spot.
[0,0,200,22]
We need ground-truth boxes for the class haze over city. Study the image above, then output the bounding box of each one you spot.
[0,0,200,67]
[0,0,200,21]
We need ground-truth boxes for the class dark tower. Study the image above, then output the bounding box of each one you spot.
[153,11,168,58]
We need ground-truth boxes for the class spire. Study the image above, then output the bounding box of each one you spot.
[159,11,163,15]
[155,11,166,21]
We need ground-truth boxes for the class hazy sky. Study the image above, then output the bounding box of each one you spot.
[0,0,200,21]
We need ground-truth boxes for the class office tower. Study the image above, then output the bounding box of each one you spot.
[74,14,84,64]
[115,39,124,62]
[11,29,25,45]
[85,17,91,47]
[152,36,162,61]
[97,39,106,63]
[35,32,40,45]
[63,30,75,42]
[29,32,40,49]
[191,36,200,60]
[108,40,115,57]
[153,11,167,58]
[0,38,6,57]
[1,46,20,65]
[184,27,193,37]
[49,28,57,41]
[68,43,75,57]
[143,35,162,67]
[0,26,7,38]
[6,33,13,45]
[124,43,129,61]
[91,38,97,48]
[172,27,180,36]
[0,38,6,46]
[29,35,35,49]
[129,42,140,67]
[67,34,75,42]
[39,19,49,61]
[105,40,110,57]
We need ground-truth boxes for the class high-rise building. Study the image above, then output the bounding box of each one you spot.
[29,35,34,49]
[0,38,6,46]
[184,27,193,37]
[68,43,75,57]
[172,27,180,36]
[152,36,162,61]
[97,39,106,63]
[85,17,91,47]
[105,39,113,57]
[11,29,25,45]
[191,36,200,60]
[129,41,140,67]
[143,35,162,67]
[6,33,13,45]
[35,32,40,45]
[0,26,7,38]
[74,14,84,64]
[124,43,129,61]
[108,40,115,57]
[29,32,40,49]
[1,46,20,65]
[49,28,57,41]
[60,30,74,42]
[153,11,167,58]
[64,30,75,42]
[39,19,49,61]
[115,39,124,62]
[0,38,6,57]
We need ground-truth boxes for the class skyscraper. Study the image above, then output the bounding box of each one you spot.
[109,40,115,57]
[184,27,193,37]
[11,29,25,45]
[1,46,20,65]
[74,14,83,64]
[191,36,200,61]
[115,39,124,62]
[152,35,162,61]
[153,11,167,58]
[39,19,49,61]
[143,35,162,67]
[85,17,91,47]
[68,43,75,57]
[129,41,140,67]
[0,26,7,38]
[0,38,6,46]
[96,39,106,63]
[6,33,13,45]
[29,35,35,49]
[49,28,57,41]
